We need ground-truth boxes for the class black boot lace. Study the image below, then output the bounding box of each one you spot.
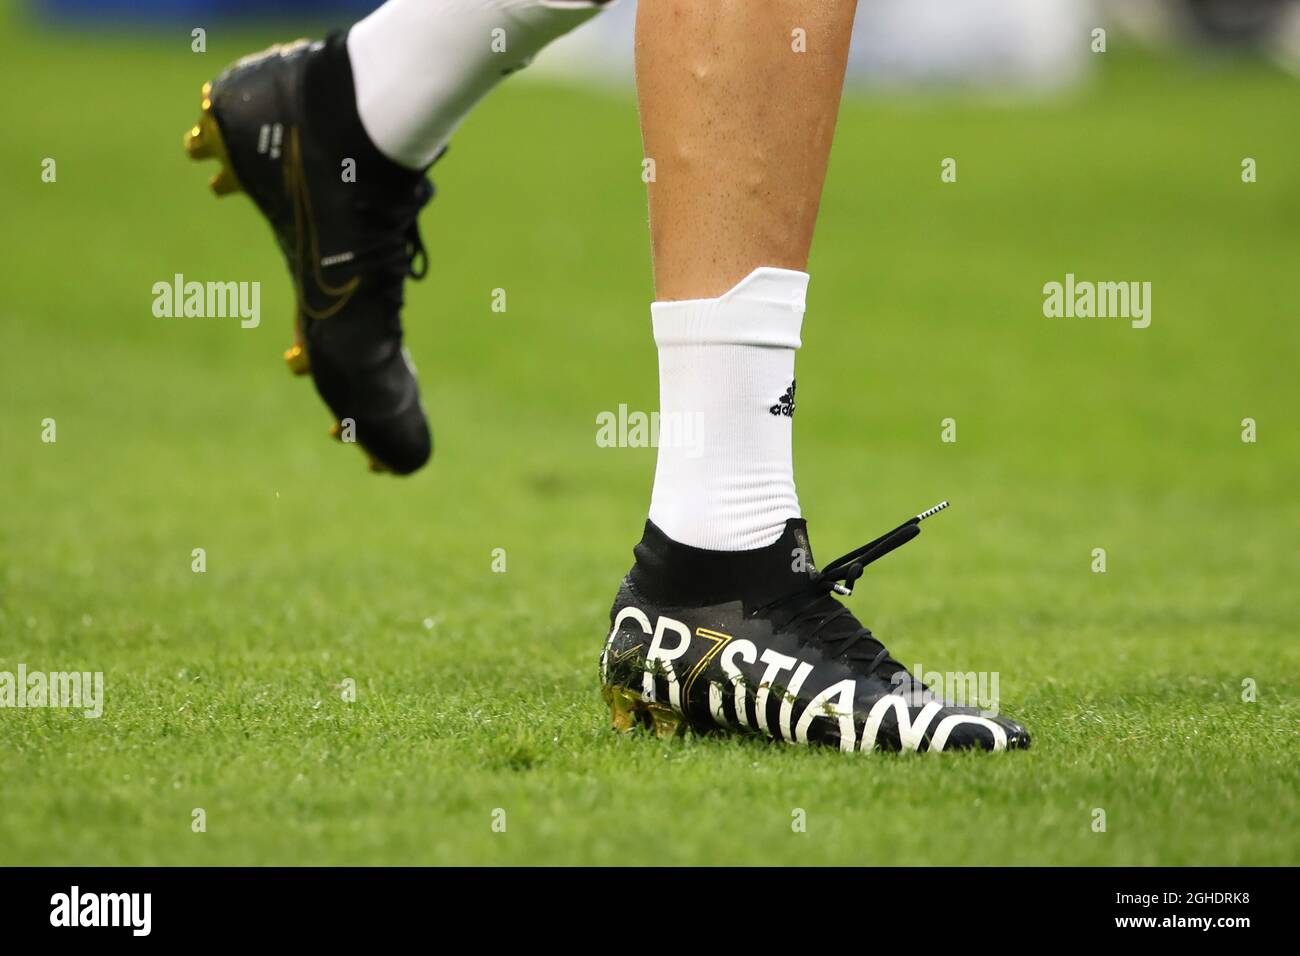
[753,502,950,684]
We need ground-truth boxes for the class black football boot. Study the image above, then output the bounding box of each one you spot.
[183,32,435,474]
[601,502,1031,752]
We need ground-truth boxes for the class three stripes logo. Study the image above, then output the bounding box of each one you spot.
[770,380,796,418]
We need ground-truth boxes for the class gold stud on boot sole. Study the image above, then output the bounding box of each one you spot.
[183,82,242,197]
[283,314,310,375]
[283,343,310,375]
[327,421,391,474]
[602,685,685,740]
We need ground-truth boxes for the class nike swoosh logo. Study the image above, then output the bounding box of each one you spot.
[610,645,642,665]
[286,126,359,321]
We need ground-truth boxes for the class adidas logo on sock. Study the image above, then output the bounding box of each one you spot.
[770,380,796,417]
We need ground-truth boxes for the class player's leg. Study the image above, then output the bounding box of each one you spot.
[600,0,1029,752]
[184,0,610,474]
[637,0,854,302]
[347,0,612,171]
[637,0,855,551]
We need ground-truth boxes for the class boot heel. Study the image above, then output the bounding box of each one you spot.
[183,82,242,197]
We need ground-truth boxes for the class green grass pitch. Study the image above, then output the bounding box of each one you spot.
[2,10,1297,865]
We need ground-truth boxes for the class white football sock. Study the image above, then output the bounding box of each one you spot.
[347,0,606,170]
[647,268,808,552]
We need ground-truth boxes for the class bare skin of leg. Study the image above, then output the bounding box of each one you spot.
[636,0,859,301]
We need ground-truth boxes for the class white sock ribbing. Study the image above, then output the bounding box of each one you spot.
[347,0,606,170]
[647,267,808,552]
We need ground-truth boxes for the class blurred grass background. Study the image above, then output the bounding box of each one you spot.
[1,1,1297,864]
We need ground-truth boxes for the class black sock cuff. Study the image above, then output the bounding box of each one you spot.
[629,519,815,608]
